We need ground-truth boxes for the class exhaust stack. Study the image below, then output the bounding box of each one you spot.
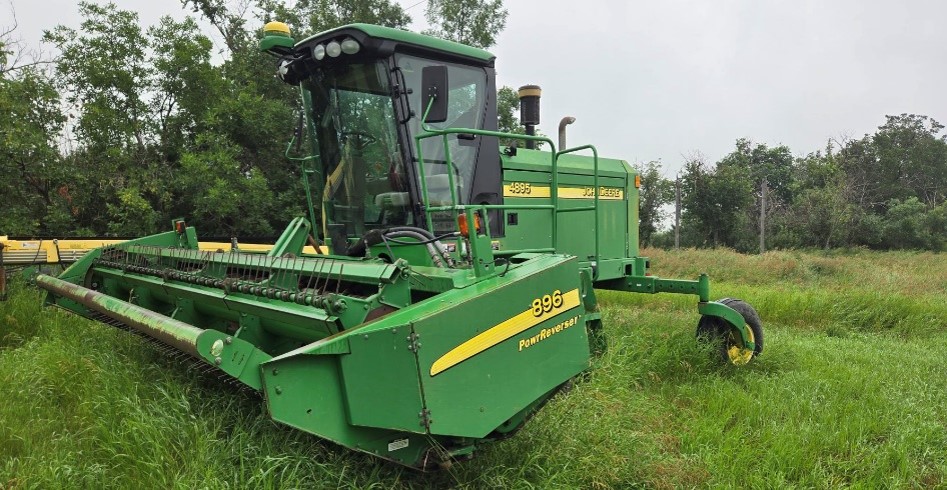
[558,116,576,150]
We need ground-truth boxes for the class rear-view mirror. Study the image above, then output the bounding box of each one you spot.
[421,65,448,123]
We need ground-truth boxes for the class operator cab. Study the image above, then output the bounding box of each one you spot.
[264,23,503,249]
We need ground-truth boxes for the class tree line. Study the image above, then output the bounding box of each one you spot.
[2,1,944,251]
[637,115,947,252]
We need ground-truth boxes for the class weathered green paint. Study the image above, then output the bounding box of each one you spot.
[338,323,424,431]
[195,330,272,389]
[37,274,203,357]
[267,216,311,258]
[597,274,702,296]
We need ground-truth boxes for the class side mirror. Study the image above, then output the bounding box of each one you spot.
[421,65,449,123]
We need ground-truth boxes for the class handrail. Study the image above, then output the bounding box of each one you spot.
[414,99,560,257]
[411,101,607,266]
[556,145,600,279]
[414,128,558,254]
[289,88,323,237]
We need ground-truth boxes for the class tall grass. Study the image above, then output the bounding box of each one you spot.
[2,248,946,488]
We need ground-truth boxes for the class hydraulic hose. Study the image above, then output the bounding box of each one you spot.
[386,226,456,267]
[384,230,445,267]
[347,227,456,267]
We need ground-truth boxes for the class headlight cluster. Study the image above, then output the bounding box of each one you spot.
[312,37,360,60]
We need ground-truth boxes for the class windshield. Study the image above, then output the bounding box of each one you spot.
[304,61,409,240]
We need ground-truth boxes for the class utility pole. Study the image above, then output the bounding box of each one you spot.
[674,175,681,250]
[759,178,767,254]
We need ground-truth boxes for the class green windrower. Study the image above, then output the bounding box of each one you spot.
[38,21,763,469]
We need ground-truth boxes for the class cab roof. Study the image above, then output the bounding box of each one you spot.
[295,23,496,66]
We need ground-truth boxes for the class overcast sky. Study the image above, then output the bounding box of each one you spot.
[7,0,947,175]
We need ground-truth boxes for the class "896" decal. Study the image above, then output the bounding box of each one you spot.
[531,289,564,317]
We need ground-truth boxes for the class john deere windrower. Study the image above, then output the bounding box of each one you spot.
[37,22,763,468]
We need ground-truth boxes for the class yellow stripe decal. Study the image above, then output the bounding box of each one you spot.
[429,288,581,376]
[503,183,624,200]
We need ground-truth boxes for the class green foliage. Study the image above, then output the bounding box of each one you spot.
[37,3,236,237]
[870,114,947,207]
[671,116,947,252]
[926,201,947,249]
[44,2,151,153]
[423,0,508,49]
[496,86,518,134]
[148,16,221,159]
[181,0,251,53]
[634,161,673,247]
[680,155,753,248]
[17,1,310,237]
[176,134,277,236]
[851,211,885,248]
[255,0,412,39]
[719,138,794,203]
[0,70,68,235]
[496,85,525,148]
[783,152,856,249]
[792,184,855,248]
[839,114,947,212]
[879,197,946,250]
[106,187,158,236]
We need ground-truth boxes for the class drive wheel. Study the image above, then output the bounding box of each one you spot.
[586,316,607,357]
[697,298,763,365]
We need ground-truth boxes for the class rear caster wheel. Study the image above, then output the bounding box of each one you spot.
[697,298,763,365]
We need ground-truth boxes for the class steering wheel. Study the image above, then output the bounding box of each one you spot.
[340,131,376,151]
[340,131,386,181]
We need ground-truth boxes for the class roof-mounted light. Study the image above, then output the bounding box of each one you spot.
[313,44,325,60]
[326,40,342,58]
[340,37,360,55]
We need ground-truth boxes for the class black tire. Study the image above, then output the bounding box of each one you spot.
[696,298,763,364]
[720,298,763,355]
[586,317,607,357]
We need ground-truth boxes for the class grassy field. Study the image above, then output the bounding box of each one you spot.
[2,248,946,488]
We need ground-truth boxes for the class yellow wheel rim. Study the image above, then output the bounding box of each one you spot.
[726,325,755,365]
